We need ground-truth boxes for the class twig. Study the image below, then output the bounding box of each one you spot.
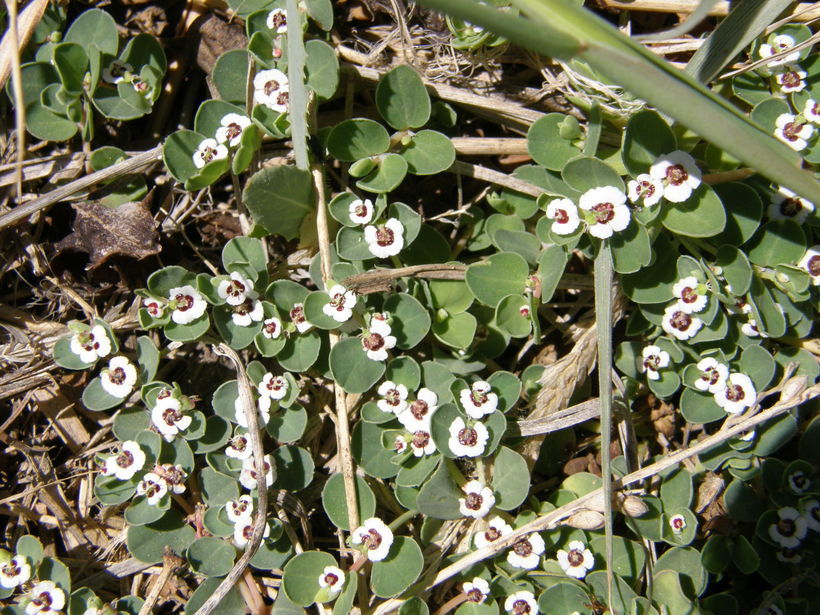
[0,146,162,230]
[137,550,185,615]
[601,0,820,21]
[4,0,27,202]
[515,398,600,436]
[450,138,530,156]
[0,0,49,90]
[194,344,268,615]
[373,377,818,614]
[448,160,544,197]
[343,264,467,294]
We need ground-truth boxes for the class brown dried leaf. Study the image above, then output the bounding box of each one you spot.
[55,194,160,269]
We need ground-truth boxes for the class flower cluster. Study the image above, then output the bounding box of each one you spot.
[254,68,290,114]
[136,464,187,505]
[0,550,31,590]
[361,314,397,362]
[101,59,153,99]
[99,356,138,398]
[660,275,710,342]
[547,185,630,239]
[69,323,112,364]
[151,388,195,441]
[193,113,252,169]
[351,517,394,561]
[381,384,439,458]
[218,271,264,327]
[767,502,819,562]
[694,358,757,415]
[637,344,670,381]
[626,150,702,212]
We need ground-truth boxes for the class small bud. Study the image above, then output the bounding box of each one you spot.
[564,510,605,530]
[619,495,649,518]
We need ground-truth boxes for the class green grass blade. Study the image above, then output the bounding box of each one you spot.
[685,0,793,83]
[286,0,309,170]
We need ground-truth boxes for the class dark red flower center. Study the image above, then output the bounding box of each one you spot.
[781,72,801,88]
[591,202,615,224]
[512,600,532,615]
[701,367,721,386]
[458,427,478,447]
[725,384,745,403]
[670,311,692,331]
[465,492,483,510]
[290,305,306,325]
[271,12,286,29]
[666,164,688,185]
[276,91,289,106]
[807,255,820,277]
[365,529,383,550]
[671,517,685,530]
[484,527,501,542]
[232,436,248,452]
[264,320,279,335]
[466,588,484,603]
[225,123,243,141]
[384,388,403,407]
[513,539,532,556]
[376,226,395,247]
[681,286,698,303]
[31,592,53,608]
[362,332,385,352]
[354,204,369,218]
[175,293,194,311]
[162,408,183,427]
[553,208,570,224]
[264,80,281,96]
[777,518,796,536]
[410,399,429,419]
[324,572,338,586]
[109,367,127,385]
[567,548,584,567]
[116,450,134,468]
[782,122,802,141]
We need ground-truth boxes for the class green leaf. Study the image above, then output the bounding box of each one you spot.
[611,222,652,274]
[371,536,424,597]
[562,155,624,193]
[492,446,529,510]
[272,445,314,491]
[352,421,400,479]
[659,468,693,511]
[187,537,236,577]
[82,377,125,411]
[267,404,308,443]
[327,119,390,161]
[52,43,88,95]
[661,184,726,238]
[305,39,339,100]
[652,570,698,615]
[465,252,529,307]
[749,276,786,338]
[589,535,646,585]
[528,113,583,171]
[200,467,240,507]
[25,100,78,141]
[746,221,806,267]
[622,110,677,176]
[305,0,334,29]
[244,166,314,240]
[356,154,408,194]
[654,546,708,598]
[185,578,244,615]
[283,551,338,606]
[127,510,196,564]
[716,245,752,296]
[537,581,591,615]
[332,568,357,615]
[384,293,431,349]
[375,65,431,130]
[163,130,206,183]
[278,332,321,373]
[739,344,775,390]
[401,130,455,175]
[212,49,249,105]
[330,338,386,394]
[194,100,248,139]
[321,473,376,531]
[64,9,119,56]
[431,311,477,350]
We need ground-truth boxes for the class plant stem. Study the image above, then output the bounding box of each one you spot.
[286,0,309,171]
[388,509,418,532]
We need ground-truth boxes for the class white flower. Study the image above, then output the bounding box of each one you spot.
[168,285,207,325]
[759,34,800,68]
[217,271,255,306]
[578,185,630,239]
[193,138,228,169]
[714,372,757,415]
[694,357,729,394]
[448,417,489,457]
[136,472,168,505]
[506,533,545,569]
[459,480,495,519]
[100,356,138,398]
[774,113,813,151]
[786,470,810,495]
[776,546,801,563]
[103,440,146,481]
[215,113,251,148]
[741,319,766,338]
[803,499,820,532]
[463,577,490,604]
[361,319,396,362]
[804,99,820,124]
[142,297,165,318]
[649,151,702,203]
[239,455,275,490]
[364,218,405,258]
[377,381,409,415]
[504,591,538,615]
[768,507,808,548]
[474,516,513,549]
[226,495,254,522]
[231,297,264,327]
[351,518,394,561]
[253,68,289,113]
[233,519,270,548]
[101,59,133,84]
[460,381,498,419]
[323,285,357,323]
[637,345,670,381]
[261,317,283,339]
[672,276,708,313]
[266,7,288,33]
[258,372,290,401]
[409,430,437,457]
[349,198,374,225]
[627,174,664,207]
[318,566,345,594]
[69,324,112,363]
[226,434,252,460]
[0,554,31,589]
[397,388,438,431]
[289,303,313,333]
[234,395,271,428]
[393,435,409,455]
[669,514,686,534]
[774,67,807,93]
[157,463,187,494]
[546,198,581,235]
[151,396,192,441]
[557,540,595,579]
[798,246,820,285]
[25,580,65,615]
[768,187,814,223]
[662,305,703,341]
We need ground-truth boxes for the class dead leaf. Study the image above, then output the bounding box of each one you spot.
[55,193,161,269]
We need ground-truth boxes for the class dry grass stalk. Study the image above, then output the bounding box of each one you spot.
[603,0,820,21]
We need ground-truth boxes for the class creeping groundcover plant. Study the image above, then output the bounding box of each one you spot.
[2,1,819,615]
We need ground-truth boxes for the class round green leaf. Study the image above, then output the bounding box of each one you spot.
[562,156,624,193]
[282,551,338,606]
[537,581,591,615]
[401,129,455,175]
[679,387,725,424]
[528,113,583,171]
[194,99,247,139]
[746,220,807,267]
[431,311,477,350]
[352,421,400,479]
[659,468,693,511]
[305,39,339,101]
[375,65,431,130]
[185,577,245,615]
[621,110,676,176]
[654,546,707,597]
[330,337,386,394]
[465,252,529,308]
[492,446,529,510]
[64,9,118,56]
[494,294,531,338]
[163,129,204,183]
[126,509,196,564]
[661,184,726,238]
[327,118,390,161]
[25,100,78,141]
[384,293,431,349]
[430,277,474,314]
[82,377,125,411]
[611,222,651,274]
[199,467,239,507]
[244,166,315,240]
[278,331,322,373]
[187,537,236,578]
[321,473,376,531]
[716,245,752,296]
[356,153,408,194]
[371,536,423,597]
[212,49,249,104]
[267,404,308,443]
[272,445,314,491]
